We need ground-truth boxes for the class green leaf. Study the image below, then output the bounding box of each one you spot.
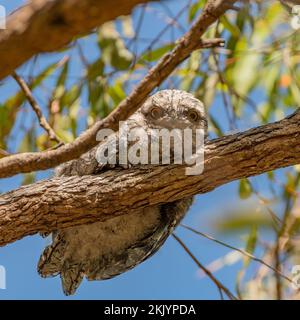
[260,63,280,95]
[60,84,82,110]
[188,0,205,22]
[52,59,70,100]
[232,52,260,96]
[120,16,135,38]
[239,178,253,199]
[209,115,223,137]
[87,59,104,81]
[220,15,241,38]
[243,225,257,267]
[139,43,175,63]
[22,172,36,186]
[108,81,126,105]
[98,22,133,70]
[0,59,68,147]
[18,127,36,153]
[88,81,103,108]
[235,225,258,297]
[267,171,274,181]
[216,211,273,234]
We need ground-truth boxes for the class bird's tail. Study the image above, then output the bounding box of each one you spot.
[38,234,65,277]
[61,265,84,296]
[38,234,84,295]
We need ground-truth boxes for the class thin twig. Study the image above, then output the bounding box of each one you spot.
[143,2,191,54]
[274,193,294,300]
[172,233,238,300]
[12,72,62,144]
[274,241,282,300]
[252,188,282,231]
[77,43,89,68]
[212,52,236,130]
[198,38,225,49]
[180,224,295,285]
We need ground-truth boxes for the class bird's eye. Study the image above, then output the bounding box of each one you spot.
[150,106,163,120]
[188,110,200,122]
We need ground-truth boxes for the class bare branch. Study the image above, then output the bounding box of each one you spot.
[0,0,237,178]
[0,109,299,247]
[180,224,295,285]
[172,233,238,300]
[12,72,62,144]
[196,38,225,49]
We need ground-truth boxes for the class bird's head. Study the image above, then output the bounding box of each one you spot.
[134,90,207,133]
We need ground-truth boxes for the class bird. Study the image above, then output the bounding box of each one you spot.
[37,90,208,295]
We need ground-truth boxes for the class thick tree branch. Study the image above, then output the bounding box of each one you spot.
[0,0,159,80]
[0,109,299,247]
[0,0,236,179]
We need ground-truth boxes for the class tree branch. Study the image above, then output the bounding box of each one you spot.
[0,149,10,158]
[0,0,236,179]
[12,72,62,144]
[0,0,160,81]
[0,109,299,247]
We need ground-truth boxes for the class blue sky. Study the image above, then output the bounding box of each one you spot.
[0,0,284,300]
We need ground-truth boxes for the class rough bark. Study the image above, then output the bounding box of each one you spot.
[0,109,299,247]
[0,0,236,179]
[0,0,158,80]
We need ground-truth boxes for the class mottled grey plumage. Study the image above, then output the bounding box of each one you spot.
[38,90,207,295]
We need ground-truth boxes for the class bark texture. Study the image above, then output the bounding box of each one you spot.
[0,109,299,247]
[0,0,157,80]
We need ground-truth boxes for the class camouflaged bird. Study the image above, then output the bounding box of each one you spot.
[38,90,207,295]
